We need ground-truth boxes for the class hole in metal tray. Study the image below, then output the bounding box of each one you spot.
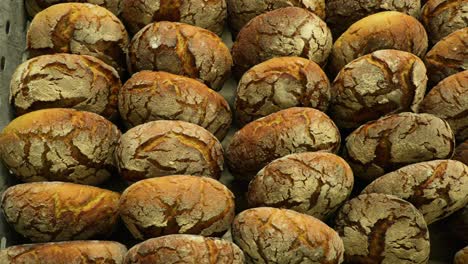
[5,20,10,34]
[0,56,5,71]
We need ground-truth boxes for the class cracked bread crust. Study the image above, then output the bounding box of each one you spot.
[232,207,344,264]
[122,0,227,35]
[119,176,235,240]
[231,7,332,79]
[455,247,468,264]
[226,107,341,181]
[330,50,427,129]
[362,160,468,224]
[26,3,129,77]
[116,120,224,181]
[127,21,232,90]
[419,70,468,141]
[0,108,121,185]
[421,0,468,44]
[343,112,455,181]
[334,193,430,264]
[424,28,468,86]
[118,71,232,140]
[234,57,330,126]
[124,234,244,263]
[0,240,127,264]
[10,54,121,119]
[247,152,353,220]
[454,140,468,166]
[329,11,428,76]
[0,182,120,242]
[25,0,123,17]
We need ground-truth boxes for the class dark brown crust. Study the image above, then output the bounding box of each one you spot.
[226,107,341,181]
[343,112,455,181]
[10,54,121,119]
[454,140,468,166]
[25,0,123,17]
[330,50,427,129]
[454,247,468,264]
[0,240,127,264]
[0,182,120,242]
[118,71,232,140]
[0,108,121,185]
[334,193,430,263]
[119,176,235,240]
[231,7,332,79]
[231,207,344,263]
[419,70,468,141]
[127,21,232,90]
[124,234,244,263]
[329,11,428,76]
[116,120,224,181]
[247,152,354,220]
[447,205,468,243]
[234,56,331,126]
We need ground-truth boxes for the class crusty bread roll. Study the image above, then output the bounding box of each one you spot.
[119,71,232,140]
[27,3,129,76]
[1,182,120,242]
[25,0,123,17]
[10,54,121,119]
[0,108,121,185]
[455,247,468,264]
[329,11,428,76]
[0,241,127,264]
[127,21,232,90]
[234,57,330,126]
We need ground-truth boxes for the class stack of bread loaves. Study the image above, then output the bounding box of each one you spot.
[0,0,467,263]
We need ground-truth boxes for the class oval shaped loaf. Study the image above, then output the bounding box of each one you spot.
[0,241,127,264]
[118,71,232,140]
[25,0,123,17]
[124,234,244,264]
[116,120,223,181]
[247,152,354,220]
[0,108,121,185]
[122,0,227,35]
[334,193,430,264]
[226,107,341,180]
[10,54,121,119]
[127,22,232,90]
[329,11,428,75]
[232,207,344,264]
[343,112,455,181]
[1,182,120,242]
[26,3,129,76]
[330,50,427,129]
[119,176,235,240]
[234,57,331,126]
[362,160,468,224]
[231,7,332,78]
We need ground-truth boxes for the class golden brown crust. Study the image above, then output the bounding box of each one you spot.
[0,108,121,185]
[116,120,224,181]
[10,54,121,119]
[226,107,341,181]
[234,57,331,126]
[122,0,227,35]
[127,21,232,90]
[343,112,455,181]
[118,71,232,140]
[330,50,428,129]
[334,193,430,263]
[26,3,129,76]
[247,152,354,220]
[231,7,332,79]
[232,207,344,263]
[329,11,428,76]
[454,140,468,166]
[25,0,123,17]
[124,234,244,263]
[119,176,235,240]
[0,240,127,264]
[454,247,468,264]
[1,182,120,242]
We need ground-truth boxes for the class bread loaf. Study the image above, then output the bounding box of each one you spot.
[25,0,123,17]
[454,140,468,165]
[234,57,330,126]
[1,182,120,242]
[0,108,121,185]
[127,22,232,90]
[27,3,129,76]
[455,247,468,264]
[329,50,427,129]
